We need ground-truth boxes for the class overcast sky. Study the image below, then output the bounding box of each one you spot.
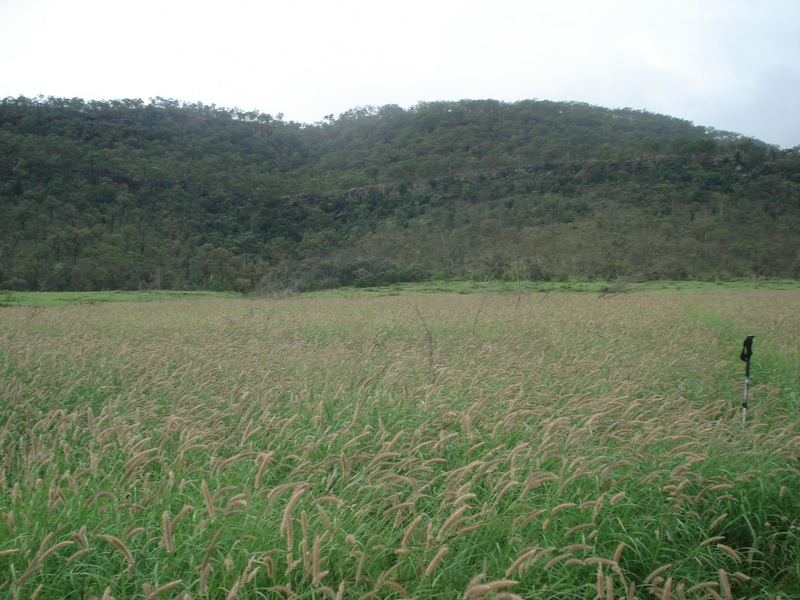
[1,0,798,148]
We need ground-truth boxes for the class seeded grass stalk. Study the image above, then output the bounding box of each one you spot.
[0,291,798,599]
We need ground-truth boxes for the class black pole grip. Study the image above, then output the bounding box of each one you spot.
[740,335,754,362]
[741,334,754,379]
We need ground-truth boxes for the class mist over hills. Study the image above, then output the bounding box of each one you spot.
[1,95,798,292]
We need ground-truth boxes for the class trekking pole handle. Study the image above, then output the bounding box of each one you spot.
[740,334,755,378]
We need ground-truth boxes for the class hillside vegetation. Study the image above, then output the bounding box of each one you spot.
[1,96,799,292]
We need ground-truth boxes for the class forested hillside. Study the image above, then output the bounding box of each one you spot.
[1,95,798,292]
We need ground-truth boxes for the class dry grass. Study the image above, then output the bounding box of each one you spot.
[0,291,798,599]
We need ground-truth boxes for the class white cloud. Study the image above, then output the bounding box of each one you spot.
[1,0,798,147]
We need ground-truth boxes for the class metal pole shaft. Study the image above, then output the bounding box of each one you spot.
[742,374,749,426]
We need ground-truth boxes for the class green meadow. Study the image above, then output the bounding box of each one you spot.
[0,290,241,308]
[1,289,798,599]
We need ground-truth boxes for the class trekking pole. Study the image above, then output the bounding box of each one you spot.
[740,334,755,426]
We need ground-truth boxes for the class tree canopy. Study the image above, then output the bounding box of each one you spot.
[1,95,798,292]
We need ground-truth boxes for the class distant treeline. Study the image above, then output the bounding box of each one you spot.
[1,95,798,292]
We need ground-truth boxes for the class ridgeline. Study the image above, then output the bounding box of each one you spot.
[1,95,798,292]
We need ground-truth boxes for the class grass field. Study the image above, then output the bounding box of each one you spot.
[2,278,800,307]
[1,290,799,599]
[0,290,241,307]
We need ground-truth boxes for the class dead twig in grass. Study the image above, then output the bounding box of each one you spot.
[407,302,435,377]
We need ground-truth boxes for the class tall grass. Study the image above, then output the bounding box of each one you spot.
[1,291,798,599]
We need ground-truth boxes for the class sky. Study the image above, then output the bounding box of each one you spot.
[1,0,798,148]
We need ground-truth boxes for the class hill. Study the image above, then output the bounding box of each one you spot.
[1,95,798,292]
